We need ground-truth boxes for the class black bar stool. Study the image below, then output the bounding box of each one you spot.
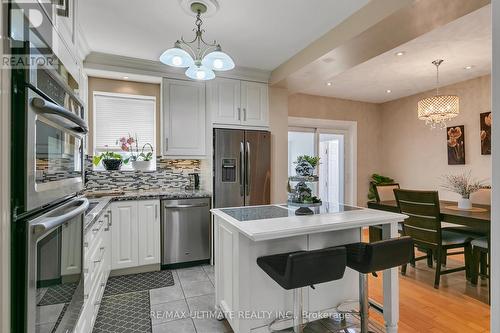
[257,247,347,333]
[345,237,413,333]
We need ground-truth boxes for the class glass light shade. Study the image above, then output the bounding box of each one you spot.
[185,65,215,81]
[202,51,235,71]
[417,95,459,128]
[159,47,194,68]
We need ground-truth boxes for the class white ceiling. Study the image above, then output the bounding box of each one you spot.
[299,5,492,103]
[79,0,370,71]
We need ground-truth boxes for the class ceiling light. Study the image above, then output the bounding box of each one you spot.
[464,65,474,70]
[395,51,406,56]
[417,60,459,129]
[326,82,333,86]
[386,89,392,94]
[123,76,129,80]
[159,2,234,81]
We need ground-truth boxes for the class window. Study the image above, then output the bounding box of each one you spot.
[93,92,156,170]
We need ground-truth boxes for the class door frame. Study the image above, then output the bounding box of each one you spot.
[0,1,11,329]
[288,117,357,206]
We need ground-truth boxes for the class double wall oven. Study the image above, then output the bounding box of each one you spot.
[10,2,89,332]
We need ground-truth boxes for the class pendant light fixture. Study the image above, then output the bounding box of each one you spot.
[159,2,234,81]
[417,60,459,129]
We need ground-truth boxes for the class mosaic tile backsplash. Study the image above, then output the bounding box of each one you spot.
[84,157,202,193]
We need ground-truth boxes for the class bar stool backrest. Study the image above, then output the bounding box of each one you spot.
[394,189,442,248]
[286,247,347,289]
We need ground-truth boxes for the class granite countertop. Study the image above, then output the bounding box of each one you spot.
[83,189,211,232]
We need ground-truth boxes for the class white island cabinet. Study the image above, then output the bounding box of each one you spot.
[211,204,406,333]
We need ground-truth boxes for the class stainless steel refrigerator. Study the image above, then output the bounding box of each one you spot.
[214,129,271,208]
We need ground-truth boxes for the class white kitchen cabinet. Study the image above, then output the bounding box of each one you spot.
[111,201,139,270]
[208,78,241,125]
[138,200,161,266]
[241,81,269,127]
[60,216,82,276]
[209,78,269,127]
[163,78,206,156]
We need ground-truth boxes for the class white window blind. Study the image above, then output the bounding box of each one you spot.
[94,93,156,152]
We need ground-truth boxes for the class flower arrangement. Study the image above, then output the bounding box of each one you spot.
[117,135,154,162]
[441,171,487,199]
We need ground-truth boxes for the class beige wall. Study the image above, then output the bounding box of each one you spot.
[380,75,492,200]
[88,77,161,154]
[288,93,383,206]
[269,87,290,203]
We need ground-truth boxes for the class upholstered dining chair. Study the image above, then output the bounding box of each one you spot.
[394,189,473,288]
[372,183,400,202]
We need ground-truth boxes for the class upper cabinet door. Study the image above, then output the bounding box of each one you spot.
[208,78,241,125]
[240,81,269,127]
[163,79,206,156]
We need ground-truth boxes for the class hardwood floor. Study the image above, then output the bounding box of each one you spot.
[368,251,490,332]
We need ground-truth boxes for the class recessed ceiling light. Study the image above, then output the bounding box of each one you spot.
[395,51,406,56]
[464,65,474,70]
[386,89,392,94]
[326,82,333,86]
[123,76,129,80]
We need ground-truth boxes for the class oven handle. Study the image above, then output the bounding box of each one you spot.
[32,198,89,235]
[32,97,89,134]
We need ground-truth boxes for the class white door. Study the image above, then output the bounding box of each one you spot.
[138,200,161,266]
[318,133,345,204]
[208,78,241,125]
[241,81,268,127]
[111,202,139,270]
[163,79,206,156]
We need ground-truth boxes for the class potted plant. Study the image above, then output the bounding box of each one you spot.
[294,155,320,177]
[441,171,487,209]
[92,147,129,171]
[118,135,155,171]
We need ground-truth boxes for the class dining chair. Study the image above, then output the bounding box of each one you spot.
[470,237,490,304]
[372,183,400,202]
[394,189,473,288]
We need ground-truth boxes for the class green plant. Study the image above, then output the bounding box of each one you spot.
[92,148,129,166]
[368,173,395,200]
[295,155,321,168]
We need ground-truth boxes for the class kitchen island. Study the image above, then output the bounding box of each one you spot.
[211,203,407,333]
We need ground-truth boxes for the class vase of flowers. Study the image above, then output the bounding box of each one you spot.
[441,172,487,210]
[118,135,155,171]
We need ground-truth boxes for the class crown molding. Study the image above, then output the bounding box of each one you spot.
[76,25,91,62]
[84,52,271,83]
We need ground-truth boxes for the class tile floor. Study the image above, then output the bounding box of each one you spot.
[150,265,233,333]
[94,264,378,333]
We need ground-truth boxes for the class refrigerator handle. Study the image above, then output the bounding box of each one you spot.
[240,141,244,197]
[246,141,250,196]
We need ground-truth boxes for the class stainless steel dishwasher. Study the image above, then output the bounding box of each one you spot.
[161,198,211,265]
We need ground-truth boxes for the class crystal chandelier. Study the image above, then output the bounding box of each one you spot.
[417,60,459,129]
[159,2,234,81]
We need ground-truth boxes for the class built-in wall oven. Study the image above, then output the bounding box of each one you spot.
[27,197,89,333]
[9,2,89,332]
[26,79,86,211]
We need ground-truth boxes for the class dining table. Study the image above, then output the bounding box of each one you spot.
[367,200,491,238]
